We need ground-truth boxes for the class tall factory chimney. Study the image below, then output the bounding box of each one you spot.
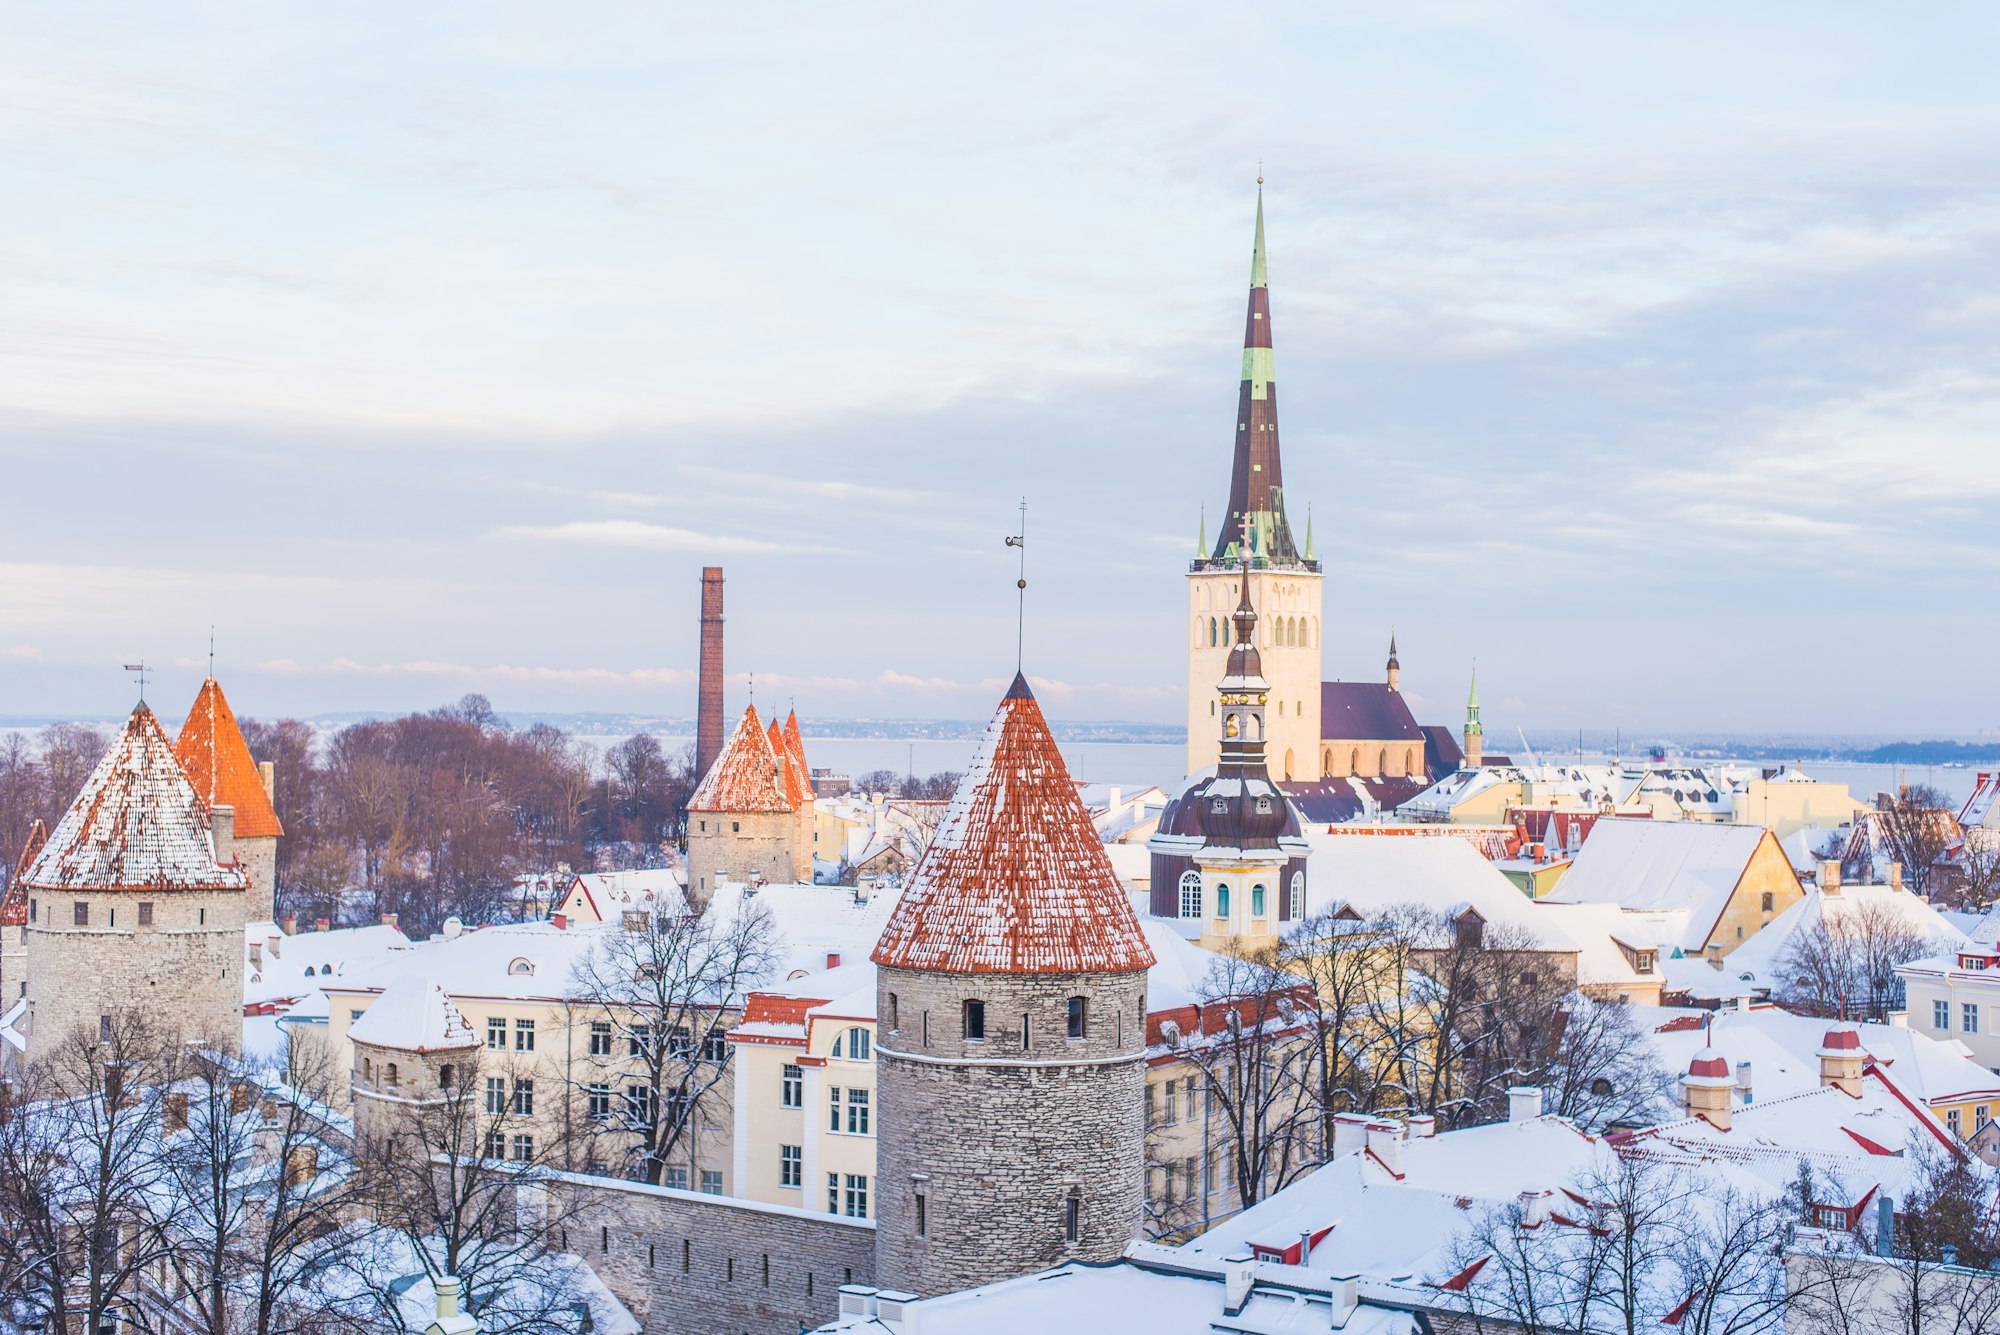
[696,566,726,779]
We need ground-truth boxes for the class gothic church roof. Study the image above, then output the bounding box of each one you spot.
[21,703,250,894]
[872,673,1155,975]
[174,677,284,839]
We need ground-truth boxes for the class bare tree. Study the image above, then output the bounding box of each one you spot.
[1540,994,1675,1131]
[1865,785,1957,895]
[1775,899,1938,1020]
[0,1013,177,1335]
[1277,907,1417,1148]
[356,1049,593,1335]
[1946,832,2000,913]
[564,898,778,1184]
[1153,945,1319,1220]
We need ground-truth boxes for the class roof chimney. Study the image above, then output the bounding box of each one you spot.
[425,1274,478,1335]
[1407,1114,1437,1139]
[1819,1027,1865,1097]
[1366,1121,1404,1177]
[211,803,236,867]
[1888,861,1904,891]
[826,951,842,971]
[258,760,276,803]
[1508,1086,1543,1122]
[1331,1112,1371,1160]
[695,567,726,781]
[1819,862,1841,895]
[1736,1061,1753,1104]
[1680,1049,1734,1131]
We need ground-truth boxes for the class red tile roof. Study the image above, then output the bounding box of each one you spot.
[21,703,251,894]
[872,673,1155,975]
[0,819,43,925]
[689,705,795,813]
[174,678,284,839]
[768,718,813,811]
[783,710,816,802]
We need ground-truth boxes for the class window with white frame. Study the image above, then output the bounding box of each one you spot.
[589,1021,612,1056]
[485,1077,505,1116]
[844,1174,869,1218]
[486,1018,506,1050]
[780,1145,801,1187]
[1179,871,1203,920]
[846,1088,870,1135]
[1936,1000,1952,1030]
[587,1084,611,1121]
[1968,1003,1981,1035]
[781,1063,803,1108]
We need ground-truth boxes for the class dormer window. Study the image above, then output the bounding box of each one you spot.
[1255,796,1272,815]
[1211,798,1228,815]
[508,958,535,976]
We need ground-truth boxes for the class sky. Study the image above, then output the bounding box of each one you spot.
[3,2,1999,737]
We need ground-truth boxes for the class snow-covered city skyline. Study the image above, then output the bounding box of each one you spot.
[6,5,2000,734]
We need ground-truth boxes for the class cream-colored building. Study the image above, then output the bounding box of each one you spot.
[1729,767,1864,839]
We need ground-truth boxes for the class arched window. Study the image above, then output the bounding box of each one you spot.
[1760,892,1775,912]
[1216,884,1232,918]
[1350,748,1360,773]
[508,958,534,976]
[1323,749,1332,777]
[385,1062,399,1087]
[1376,747,1388,775]
[1224,713,1241,738]
[1251,884,1267,918]
[1288,871,1305,920]
[1209,618,1219,647]
[1178,871,1203,920]
[845,1027,872,1061]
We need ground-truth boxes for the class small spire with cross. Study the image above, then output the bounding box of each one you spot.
[1004,498,1028,671]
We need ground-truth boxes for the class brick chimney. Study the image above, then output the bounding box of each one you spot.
[695,566,726,780]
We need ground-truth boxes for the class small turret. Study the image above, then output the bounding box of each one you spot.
[1680,1048,1734,1131]
[1386,632,1400,693]
[1463,664,1484,769]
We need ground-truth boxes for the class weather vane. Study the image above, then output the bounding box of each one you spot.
[1004,498,1028,671]
[124,659,148,704]
[208,625,215,678]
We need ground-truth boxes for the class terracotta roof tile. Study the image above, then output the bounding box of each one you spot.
[872,673,1155,975]
[688,705,795,813]
[783,710,816,802]
[0,819,43,925]
[23,703,251,894]
[173,678,284,839]
[768,719,808,810]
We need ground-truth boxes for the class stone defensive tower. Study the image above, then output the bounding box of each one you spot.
[871,673,1156,1297]
[0,819,46,1003]
[175,676,285,922]
[696,566,726,780]
[19,701,250,1061]
[685,704,812,903]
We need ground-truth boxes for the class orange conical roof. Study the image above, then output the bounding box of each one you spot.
[22,703,250,893]
[783,710,816,802]
[174,678,283,839]
[768,719,806,809]
[689,705,795,814]
[872,673,1154,975]
[1,818,43,925]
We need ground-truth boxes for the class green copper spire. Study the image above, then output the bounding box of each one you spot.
[1466,662,1483,736]
[1250,182,1268,290]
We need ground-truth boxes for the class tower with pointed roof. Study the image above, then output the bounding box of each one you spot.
[18,701,250,1060]
[175,676,285,922]
[1463,665,1484,769]
[1,819,46,1004]
[1149,561,1310,949]
[1386,633,1401,693]
[872,673,1156,1296]
[1186,185,1324,781]
[686,704,814,904]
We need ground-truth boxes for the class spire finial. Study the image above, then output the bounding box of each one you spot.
[1304,503,1314,561]
[1197,502,1207,558]
[207,625,215,679]
[1251,174,1268,290]
[124,659,148,706]
[748,672,754,705]
[1004,498,1028,672]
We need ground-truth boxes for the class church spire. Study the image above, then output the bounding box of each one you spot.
[1386,631,1400,693]
[1210,180,1304,569]
[1463,662,1484,768]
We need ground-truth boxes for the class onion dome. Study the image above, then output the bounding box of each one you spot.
[872,673,1155,975]
[689,705,795,813]
[21,703,250,894]
[174,677,284,839]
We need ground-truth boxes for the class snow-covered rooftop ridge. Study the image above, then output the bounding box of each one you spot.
[1304,833,1578,951]
[689,704,796,813]
[871,674,1155,975]
[347,974,479,1052]
[23,702,251,894]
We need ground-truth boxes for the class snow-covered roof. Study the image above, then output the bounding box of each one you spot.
[1713,881,1967,998]
[689,704,796,813]
[559,867,689,921]
[872,674,1155,975]
[22,703,250,894]
[815,1250,1418,1335]
[1304,833,1579,952]
[1542,820,1779,951]
[347,975,479,1052]
[244,921,413,1008]
[1528,900,1670,991]
[173,677,284,840]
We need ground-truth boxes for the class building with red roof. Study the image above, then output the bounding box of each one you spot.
[873,672,1154,1298]
[16,700,250,1060]
[686,704,815,903]
[174,676,285,921]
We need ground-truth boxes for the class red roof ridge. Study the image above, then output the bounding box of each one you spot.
[871,673,1155,975]
[173,677,284,839]
[689,705,795,814]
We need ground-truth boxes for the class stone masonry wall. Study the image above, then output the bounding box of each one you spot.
[23,886,246,1061]
[237,836,278,923]
[546,1171,876,1335]
[687,811,798,905]
[873,964,1148,1297]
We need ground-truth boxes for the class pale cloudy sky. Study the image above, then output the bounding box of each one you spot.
[3,3,1998,735]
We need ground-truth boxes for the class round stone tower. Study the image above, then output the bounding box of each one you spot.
[19,701,250,1061]
[871,672,1156,1297]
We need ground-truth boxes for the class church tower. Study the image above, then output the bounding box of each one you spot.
[872,673,1155,1297]
[1463,665,1484,769]
[1150,552,1310,948]
[1186,184,1323,780]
